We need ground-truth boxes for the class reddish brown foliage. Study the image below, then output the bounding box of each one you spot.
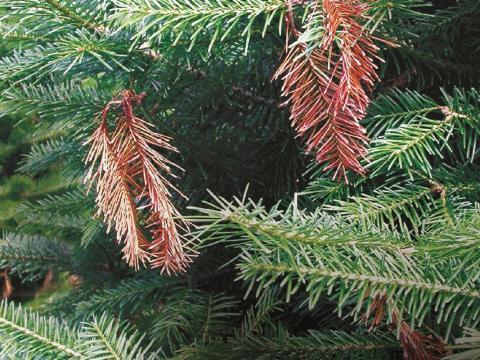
[275,0,381,180]
[395,317,446,360]
[1,269,12,299]
[84,90,192,273]
[366,296,446,360]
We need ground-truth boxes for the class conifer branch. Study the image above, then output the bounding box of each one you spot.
[274,0,384,180]
[192,194,409,251]
[0,82,108,123]
[364,88,440,138]
[84,90,193,272]
[229,329,399,358]
[75,275,183,317]
[77,314,158,360]
[0,32,140,84]
[367,88,480,177]
[148,289,238,354]
[111,0,286,52]
[0,301,157,360]
[0,25,51,44]
[0,301,81,359]
[325,184,434,235]
[191,194,480,337]
[84,101,151,269]
[42,0,101,31]
[0,233,72,281]
[18,139,71,175]
[0,0,105,35]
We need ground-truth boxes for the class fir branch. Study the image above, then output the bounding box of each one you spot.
[433,165,480,202]
[0,0,106,36]
[18,189,91,217]
[191,194,480,337]
[0,301,158,359]
[148,289,238,354]
[228,329,399,359]
[75,274,183,317]
[302,175,368,205]
[364,88,440,138]
[23,122,69,146]
[0,32,142,84]
[110,0,286,53]
[84,104,151,268]
[274,0,383,180]
[77,314,158,360]
[84,90,193,271]
[0,233,72,281]
[419,0,480,39]
[241,260,480,304]
[0,81,110,124]
[0,24,51,44]
[367,88,480,177]
[173,328,399,359]
[192,195,409,252]
[80,219,105,248]
[325,183,434,235]
[238,288,283,337]
[363,0,429,32]
[42,0,103,31]
[442,88,480,162]
[368,113,458,178]
[0,301,81,359]
[14,189,91,236]
[18,139,72,175]
[416,212,480,286]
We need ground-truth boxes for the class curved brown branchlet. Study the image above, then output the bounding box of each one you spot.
[366,296,447,360]
[275,0,382,181]
[84,90,192,273]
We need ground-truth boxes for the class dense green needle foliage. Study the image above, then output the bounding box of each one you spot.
[0,0,479,359]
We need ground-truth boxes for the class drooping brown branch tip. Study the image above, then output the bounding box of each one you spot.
[365,296,447,360]
[84,90,193,274]
[1,269,12,299]
[275,0,385,182]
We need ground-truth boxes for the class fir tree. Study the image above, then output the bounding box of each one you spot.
[0,0,479,359]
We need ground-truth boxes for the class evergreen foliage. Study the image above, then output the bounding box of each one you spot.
[0,0,479,359]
